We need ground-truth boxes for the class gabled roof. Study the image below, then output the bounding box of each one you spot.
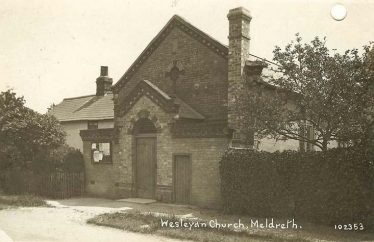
[113,15,228,92]
[174,97,204,120]
[115,80,204,120]
[49,93,114,122]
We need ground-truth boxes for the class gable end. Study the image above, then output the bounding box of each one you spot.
[115,80,178,117]
[113,15,228,92]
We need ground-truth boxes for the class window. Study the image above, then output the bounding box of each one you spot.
[88,121,98,130]
[91,142,112,163]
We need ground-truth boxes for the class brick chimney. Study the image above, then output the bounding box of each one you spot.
[96,66,113,96]
[227,7,252,147]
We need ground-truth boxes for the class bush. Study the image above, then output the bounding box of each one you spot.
[0,195,47,207]
[57,146,84,172]
[1,169,35,194]
[34,145,84,173]
[220,147,374,226]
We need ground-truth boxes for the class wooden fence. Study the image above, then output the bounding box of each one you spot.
[1,170,85,199]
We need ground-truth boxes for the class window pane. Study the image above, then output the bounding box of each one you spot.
[91,142,111,163]
[93,150,103,162]
[100,143,111,156]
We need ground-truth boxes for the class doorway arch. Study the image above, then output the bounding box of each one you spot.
[133,118,157,199]
[133,118,157,135]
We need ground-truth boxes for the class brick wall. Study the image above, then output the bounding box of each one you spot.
[117,27,228,121]
[114,96,175,199]
[112,95,229,207]
[82,140,120,198]
[227,8,251,132]
[172,137,228,208]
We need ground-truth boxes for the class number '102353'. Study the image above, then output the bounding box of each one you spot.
[334,223,364,231]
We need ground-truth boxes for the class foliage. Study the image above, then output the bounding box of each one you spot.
[48,145,84,172]
[88,211,272,242]
[241,35,374,151]
[0,195,47,207]
[220,147,374,226]
[0,89,66,170]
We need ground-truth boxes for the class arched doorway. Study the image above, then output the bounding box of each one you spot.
[133,118,157,199]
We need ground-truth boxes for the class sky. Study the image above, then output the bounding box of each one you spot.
[1,0,373,113]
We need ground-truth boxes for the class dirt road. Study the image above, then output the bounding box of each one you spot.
[0,201,183,242]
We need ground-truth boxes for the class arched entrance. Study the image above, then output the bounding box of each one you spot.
[133,118,157,199]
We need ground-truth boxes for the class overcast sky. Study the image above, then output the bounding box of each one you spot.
[1,0,373,113]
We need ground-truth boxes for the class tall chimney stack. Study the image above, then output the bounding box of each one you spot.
[227,7,252,147]
[96,66,113,96]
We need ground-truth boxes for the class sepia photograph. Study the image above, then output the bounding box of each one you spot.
[0,0,373,241]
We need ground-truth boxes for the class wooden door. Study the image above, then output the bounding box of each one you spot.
[174,155,191,204]
[136,137,156,199]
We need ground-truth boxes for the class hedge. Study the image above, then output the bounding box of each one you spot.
[220,147,374,226]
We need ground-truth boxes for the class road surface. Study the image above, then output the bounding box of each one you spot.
[0,201,184,242]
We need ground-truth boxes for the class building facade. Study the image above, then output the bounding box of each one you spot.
[54,7,302,208]
[50,66,114,151]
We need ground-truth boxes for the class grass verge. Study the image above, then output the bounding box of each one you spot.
[0,195,47,207]
[87,210,306,242]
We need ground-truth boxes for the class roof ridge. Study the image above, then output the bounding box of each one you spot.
[73,96,100,113]
[63,94,95,101]
[172,15,228,49]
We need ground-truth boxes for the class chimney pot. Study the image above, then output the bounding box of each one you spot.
[96,66,113,96]
[100,66,108,76]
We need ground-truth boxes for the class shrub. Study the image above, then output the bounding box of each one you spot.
[1,145,84,195]
[39,145,84,173]
[0,195,47,207]
[220,147,374,226]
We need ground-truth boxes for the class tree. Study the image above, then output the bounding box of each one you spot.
[360,44,374,151]
[241,34,374,151]
[0,89,66,170]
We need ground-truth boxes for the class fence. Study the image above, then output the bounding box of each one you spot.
[1,170,85,199]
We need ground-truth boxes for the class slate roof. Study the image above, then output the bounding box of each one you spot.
[144,80,204,120]
[51,81,204,122]
[116,80,205,120]
[174,97,204,120]
[50,93,114,122]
